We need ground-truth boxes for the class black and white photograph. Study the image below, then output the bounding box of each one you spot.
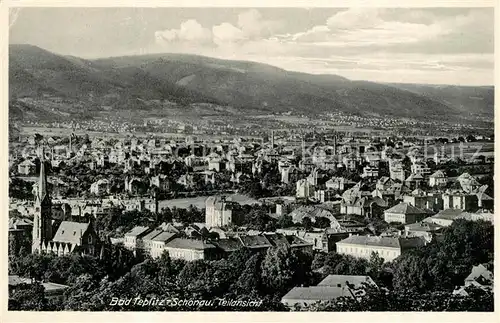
[4,4,496,315]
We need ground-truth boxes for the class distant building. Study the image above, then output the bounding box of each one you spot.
[423,209,465,227]
[404,221,442,243]
[205,196,234,229]
[384,202,428,224]
[90,179,110,196]
[453,264,493,296]
[326,177,356,191]
[428,170,447,187]
[281,274,377,308]
[18,159,36,175]
[336,235,425,262]
[296,179,315,199]
[124,226,151,252]
[163,238,217,261]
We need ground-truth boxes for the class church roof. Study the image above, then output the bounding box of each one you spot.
[51,221,91,245]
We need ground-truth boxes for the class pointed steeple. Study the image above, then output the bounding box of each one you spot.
[37,145,48,203]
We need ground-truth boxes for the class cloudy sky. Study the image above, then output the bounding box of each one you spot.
[9,7,494,85]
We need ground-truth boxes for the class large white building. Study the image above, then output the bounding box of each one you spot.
[336,235,425,262]
[205,196,233,229]
[296,179,315,199]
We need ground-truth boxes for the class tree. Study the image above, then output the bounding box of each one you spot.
[277,215,294,229]
[8,283,47,311]
[300,285,493,312]
[301,217,313,230]
[314,216,331,229]
[392,220,494,293]
[261,245,312,296]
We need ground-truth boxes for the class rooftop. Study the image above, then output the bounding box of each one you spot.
[385,202,426,215]
[165,238,216,250]
[282,286,354,302]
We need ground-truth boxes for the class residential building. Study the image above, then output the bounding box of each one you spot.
[336,235,425,262]
[205,195,234,229]
[429,170,447,187]
[18,159,36,175]
[296,179,315,199]
[384,202,428,224]
[164,238,217,261]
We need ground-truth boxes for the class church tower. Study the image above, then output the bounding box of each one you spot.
[32,146,53,254]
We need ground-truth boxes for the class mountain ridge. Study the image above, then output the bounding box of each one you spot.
[9,44,494,123]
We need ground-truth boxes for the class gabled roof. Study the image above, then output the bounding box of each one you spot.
[165,238,215,250]
[212,238,243,252]
[431,208,464,220]
[465,264,493,283]
[151,231,177,243]
[238,234,272,249]
[282,286,354,301]
[337,235,400,248]
[429,170,446,178]
[337,235,425,250]
[124,226,151,237]
[405,221,442,232]
[385,202,426,215]
[318,275,377,288]
[51,221,91,245]
[141,228,163,241]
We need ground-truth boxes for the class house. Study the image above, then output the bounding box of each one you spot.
[90,179,110,196]
[423,208,465,227]
[402,189,442,211]
[238,234,273,251]
[281,286,355,308]
[429,170,447,187]
[205,196,234,229]
[410,161,431,177]
[457,173,481,193]
[405,173,424,190]
[18,159,36,175]
[325,177,356,191]
[389,160,406,182]
[336,235,426,262]
[453,264,493,296]
[296,179,315,199]
[404,222,442,243]
[288,205,341,229]
[164,238,217,261]
[276,228,350,253]
[442,191,479,211]
[149,231,179,258]
[361,165,379,178]
[281,274,377,308]
[124,226,151,251]
[317,274,377,289]
[376,177,396,191]
[384,202,429,224]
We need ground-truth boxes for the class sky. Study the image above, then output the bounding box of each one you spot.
[9,7,495,85]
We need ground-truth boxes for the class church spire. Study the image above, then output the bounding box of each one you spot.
[37,145,48,203]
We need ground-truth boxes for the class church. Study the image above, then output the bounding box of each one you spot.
[32,147,100,256]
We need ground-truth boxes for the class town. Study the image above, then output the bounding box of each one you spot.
[8,123,494,311]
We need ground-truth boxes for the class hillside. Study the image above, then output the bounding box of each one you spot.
[9,44,494,123]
